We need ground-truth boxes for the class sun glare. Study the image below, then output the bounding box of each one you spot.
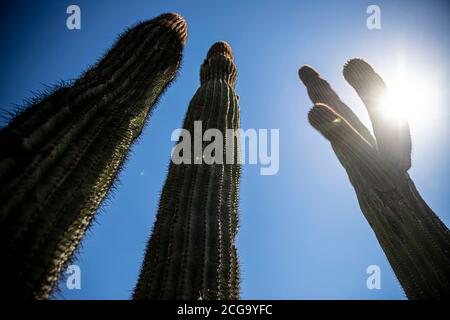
[378,67,439,127]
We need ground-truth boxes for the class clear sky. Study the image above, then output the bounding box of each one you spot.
[1,0,449,299]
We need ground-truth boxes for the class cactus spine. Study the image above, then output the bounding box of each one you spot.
[133,41,241,300]
[299,59,450,299]
[0,13,187,299]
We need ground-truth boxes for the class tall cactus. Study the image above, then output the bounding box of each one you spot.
[133,41,241,300]
[298,59,450,299]
[0,13,187,299]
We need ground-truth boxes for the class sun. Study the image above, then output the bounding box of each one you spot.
[378,67,439,127]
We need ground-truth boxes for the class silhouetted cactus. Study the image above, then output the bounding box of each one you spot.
[299,59,450,299]
[0,13,187,299]
[133,41,241,300]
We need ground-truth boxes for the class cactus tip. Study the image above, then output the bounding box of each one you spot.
[207,41,234,60]
[155,12,188,45]
[308,103,337,130]
[298,65,320,85]
[343,58,374,82]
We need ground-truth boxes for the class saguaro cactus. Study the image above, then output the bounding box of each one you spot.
[0,13,187,299]
[133,41,241,300]
[299,59,450,299]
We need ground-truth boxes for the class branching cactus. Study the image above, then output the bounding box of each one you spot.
[298,59,450,299]
[0,13,187,299]
[133,41,241,300]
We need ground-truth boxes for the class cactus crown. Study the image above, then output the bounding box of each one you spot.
[200,41,237,87]
[154,13,188,45]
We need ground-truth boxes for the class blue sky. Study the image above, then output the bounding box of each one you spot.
[1,0,449,299]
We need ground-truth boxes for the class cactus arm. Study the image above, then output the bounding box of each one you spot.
[343,59,412,171]
[298,65,376,147]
